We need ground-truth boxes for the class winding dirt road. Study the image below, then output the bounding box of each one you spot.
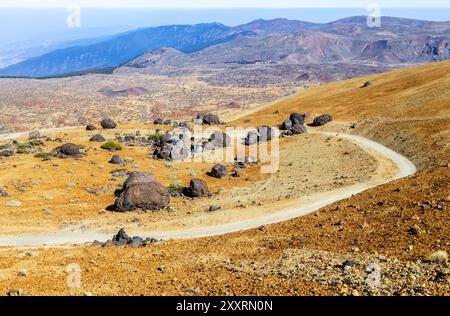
[0,131,417,247]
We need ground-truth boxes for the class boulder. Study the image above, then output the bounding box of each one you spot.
[289,113,305,125]
[257,126,275,142]
[153,118,164,125]
[100,118,117,129]
[159,133,172,146]
[89,134,106,142]
[109,155,124,165]
[210,164,228,179]
[121,172,156,191]
[206,131,231,148]
[112,228,131,246]
[281,119,293,130]
[311,114,333,127]
[244,131,259,146]
[86,124,97,131]
[54,143,81,157]
[202,114,221,125]
[186,178,210,198]
[28,130,41,140]
[115,174,169,212]
[291,124,307,135]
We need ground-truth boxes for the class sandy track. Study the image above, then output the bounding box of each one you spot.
[0,131,417,247]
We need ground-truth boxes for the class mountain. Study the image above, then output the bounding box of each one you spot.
[1,17,450,78]
[0,23,245,77]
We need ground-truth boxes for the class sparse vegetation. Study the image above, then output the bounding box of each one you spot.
[167,182,184,195]
[101,141,122,151]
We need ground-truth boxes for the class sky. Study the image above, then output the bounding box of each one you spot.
[0,0,449,8]
[0,1,449,46]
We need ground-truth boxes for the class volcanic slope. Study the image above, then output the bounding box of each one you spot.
[0,61,449,296]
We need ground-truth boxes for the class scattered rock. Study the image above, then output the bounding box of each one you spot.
[89,134,106,142]
[209,164,228,179]
[209,205,221,212]
[310,114,333,127]
[28,130,41,140]
[115,172,169,212]
[7,289,25,296]
[202,114,221,125]
[86,124,97,131]
[100,118,117,129]
[205,131,231,149]
[109,155,124,165]
[289,112,305,125]
[185,178,210,198]
[361,81,372,88]
[52,143,82,158]
[6,200,21,207]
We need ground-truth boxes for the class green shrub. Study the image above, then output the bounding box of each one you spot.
[34,152,52,160]
[148,132,163,141]
[0,149,14,157]
[27,139,45,146]
[101,141,122,151]
[167,182,184,194]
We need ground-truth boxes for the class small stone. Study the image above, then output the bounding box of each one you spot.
[428,250,448,262]
[6,200,21,207]
[209,205,221,212]
[7,288,25,296]
[18,269,28,277]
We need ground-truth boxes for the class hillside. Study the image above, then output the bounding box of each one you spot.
[230,60,450,169]
[0,60,448,296]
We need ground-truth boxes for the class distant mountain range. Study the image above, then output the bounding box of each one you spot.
[1,16,449,78]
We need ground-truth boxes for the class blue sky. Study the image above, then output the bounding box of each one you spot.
[1,0,450,8]
[0,1,449,45]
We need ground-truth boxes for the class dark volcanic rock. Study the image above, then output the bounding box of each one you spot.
[311,114,333,127]
[291,124,307,134]
[101,118,117,129]
[53,143,81,157]
[206,131,231,149]
[289,112,305,125]
[153,118,164,125]
[186,178,210,198]
[202,114,221,125]
[281,119,293,130]
[90,134,106,142]
[115,179,170,212]
[113,228,131,245]
[257,126,275,142]
[245,131,259,146]
[209,164,228,179]
[109,155,124,165]
[86,124,97,131]
[121,172,156,191]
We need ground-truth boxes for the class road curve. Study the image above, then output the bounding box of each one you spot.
[0,132,417,247]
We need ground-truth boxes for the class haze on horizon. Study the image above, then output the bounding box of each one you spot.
[0,1,449,46]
